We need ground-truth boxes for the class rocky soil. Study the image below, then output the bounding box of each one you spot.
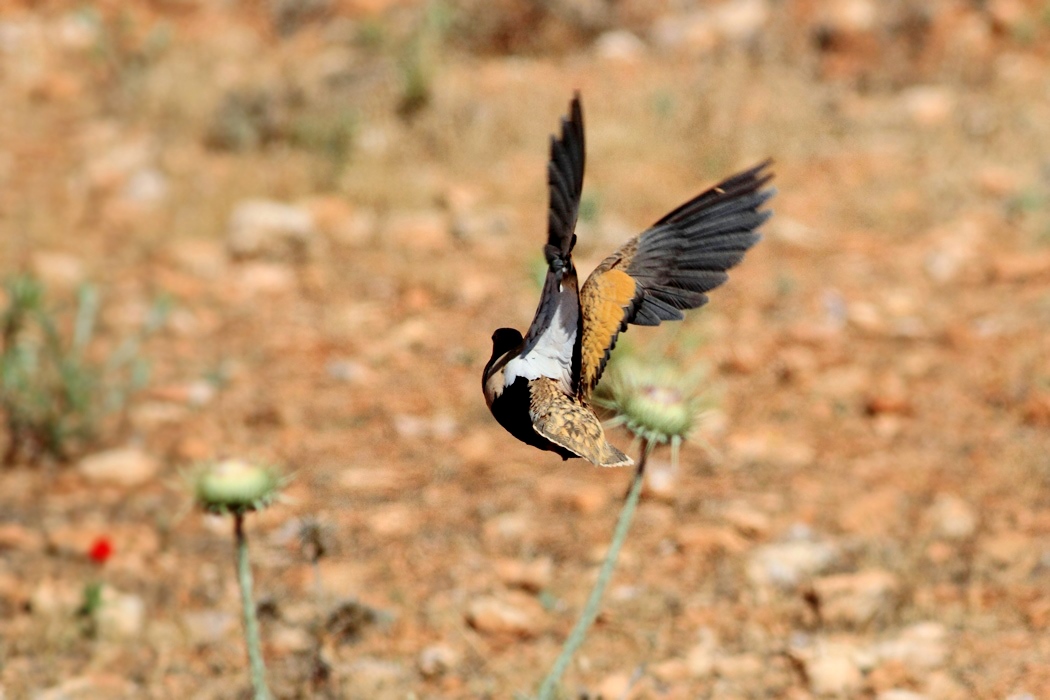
[1,1,1050,698]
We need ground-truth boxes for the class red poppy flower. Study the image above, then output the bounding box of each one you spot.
[88,537,113,564]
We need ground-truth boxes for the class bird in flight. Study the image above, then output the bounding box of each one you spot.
[482,94,774,467]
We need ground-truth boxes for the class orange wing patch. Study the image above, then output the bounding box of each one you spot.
[579,267,638,399]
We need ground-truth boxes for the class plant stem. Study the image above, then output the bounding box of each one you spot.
[537,443,649,700]
[235,512,272,700]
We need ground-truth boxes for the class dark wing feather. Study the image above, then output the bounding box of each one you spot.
[516,95,587,393]
[578,160,774,398]
[545,93,585,264]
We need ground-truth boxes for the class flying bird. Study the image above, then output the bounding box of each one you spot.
[482,94,774,466]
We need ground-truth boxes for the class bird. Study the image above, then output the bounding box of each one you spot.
[482,93,774,467]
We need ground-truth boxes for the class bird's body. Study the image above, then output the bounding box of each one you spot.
[483,94,774,466]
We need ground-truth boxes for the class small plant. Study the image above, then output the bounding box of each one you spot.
[396,1,454,118]
[78,536,114,638]
[80,6,172,113]
[0,274,167,465]
[536,359,705,699]
[194,459,285,700]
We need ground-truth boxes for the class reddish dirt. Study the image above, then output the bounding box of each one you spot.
[1,1,1050,698]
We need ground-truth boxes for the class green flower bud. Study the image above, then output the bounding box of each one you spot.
[597,358,709,464]
[194,459,283,515]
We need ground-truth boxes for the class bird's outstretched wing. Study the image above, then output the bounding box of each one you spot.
[529,377,633,467]
[506,95,587,395]
[578,160,775,400]
[545,93,585,264]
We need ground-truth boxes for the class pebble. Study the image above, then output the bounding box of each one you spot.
[806,647,864,696]
[714,653,764,680]
[418,643,460,678]
[899,86,955,128]
[383,210,450,252]
[686,630,719,678]
[723,500,772,538]
[650,657,689,683]
[34,674,139,700]
[97,587,146,640]
[596,671,636,699]
[121,167,168,206]
[30,251,86,289]
[710,0,769,41]
[537,477,610,514]
[812,569,900,627]
[167,239,227,279]
[181,609,236,646]
[482,512,535,551]
[269,624,314,654]
[747,536,840,590]
[594,30,646,62]
[728,431,816,468]
[927,494,978,540]
[980,531,1033,569]
[227,199,318,261]
[0,570,28,610]
[77,447,159,488]
[494,557,553,592]
[643,457,678,501]
[232,261,296,297]
[651,12,717,54]
[768,216,822,250]
[874,622,949,671]
[392,413,457,441]
[367,504,421,537]
[0,523,45,552]
[816,0,877,34]
[30,578,81,616]
[878,691,928,700]
[338,467,408,496]
[466,592,545,637]
[987,0,1029,31]
[341,657,408,691]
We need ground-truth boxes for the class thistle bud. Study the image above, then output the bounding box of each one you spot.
[598,359,708,464]
[193,459,283,516]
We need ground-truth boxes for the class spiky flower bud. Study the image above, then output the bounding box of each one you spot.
[194,459,283,516]
[598,359,708,464]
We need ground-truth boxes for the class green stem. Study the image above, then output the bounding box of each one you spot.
[235,513,272,700]
[537,444,649,699]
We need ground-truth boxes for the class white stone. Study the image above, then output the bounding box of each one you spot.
[182,609,236,646]
[817,0,877,34]
[747,537,839,590]
[878,691,929,700]
[228,199,317,260]
[418,643,460,677]
[595,30,646,62]
[812,569,900,626]
[97,587,146,640]
[466,593,544,637]
[77,447,159,487]
[874,621,949,670]
[30,251,86,289]
[711,0,769,41]
[807,649,863,696]
[900,86,955,128]
[928,494,978,540]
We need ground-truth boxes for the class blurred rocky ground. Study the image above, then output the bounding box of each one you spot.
[1,0,1049,698]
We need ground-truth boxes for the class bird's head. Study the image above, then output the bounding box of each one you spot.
[486,328,523,368]
[482,328,524,407]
